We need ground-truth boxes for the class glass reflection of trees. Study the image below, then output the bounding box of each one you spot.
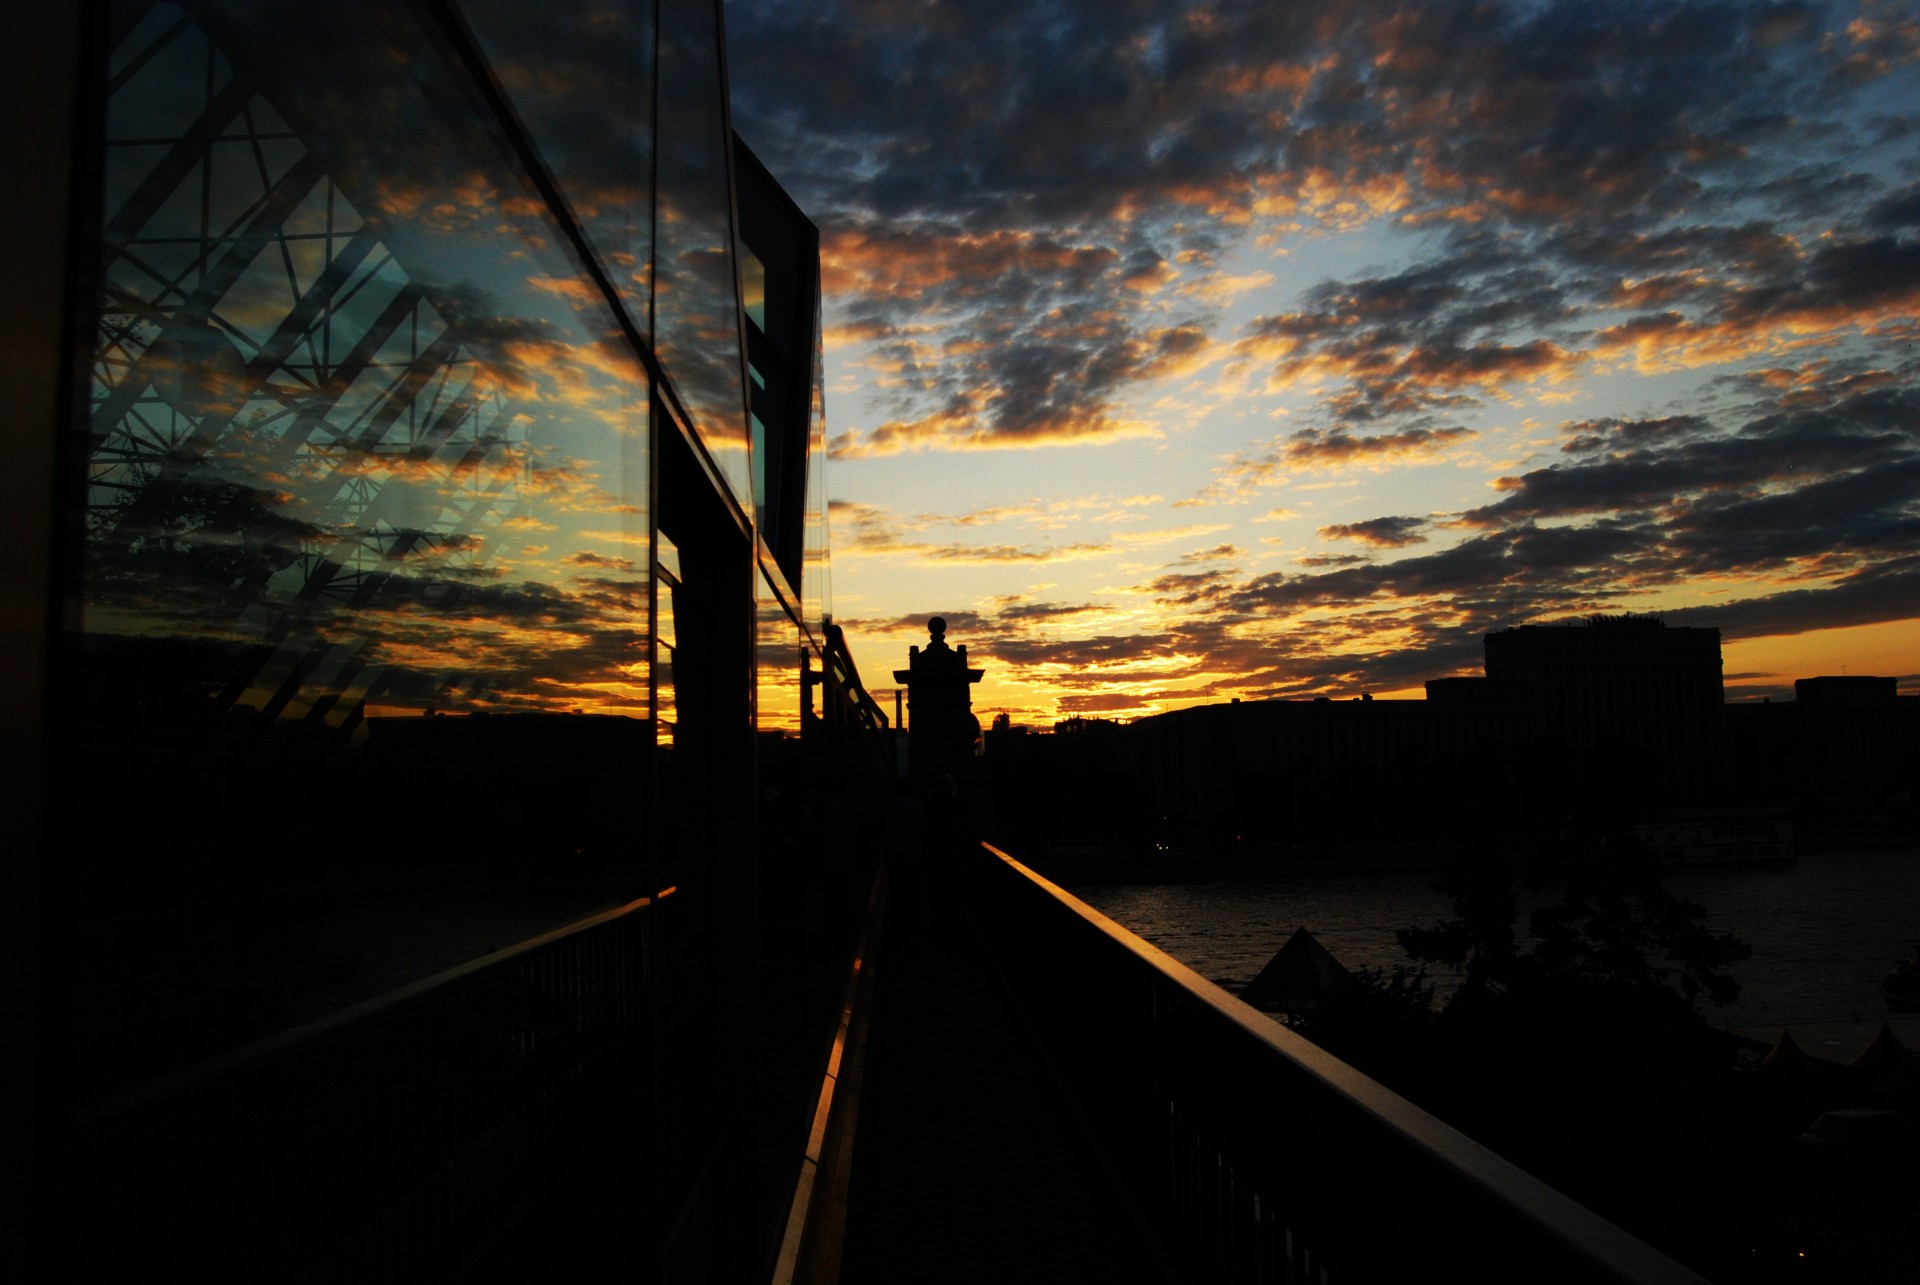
[83,2,654,750]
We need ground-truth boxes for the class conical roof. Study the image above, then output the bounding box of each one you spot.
[1242,927,1349,1013]
[1848,1022,1920,1097]
[1760,1028,1812,1074]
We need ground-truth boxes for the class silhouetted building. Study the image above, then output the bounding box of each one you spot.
[1724,675,1918,830]
[13,4,887,1276]
[1484,616,1724,801]
[1792,677,1911,815]
[1007,619,1911,857]
[1116,696,1482,847]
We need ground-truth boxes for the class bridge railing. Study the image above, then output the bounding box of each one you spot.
[961,843,1710,1284]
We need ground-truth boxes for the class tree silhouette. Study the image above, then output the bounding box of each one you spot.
[1399,835,1749,1032]
[1381,834,1756,1272]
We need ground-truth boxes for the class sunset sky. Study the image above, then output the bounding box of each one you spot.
[727,0,1920,723]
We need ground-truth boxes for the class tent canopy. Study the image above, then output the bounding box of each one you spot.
[1242,927,1349,1013]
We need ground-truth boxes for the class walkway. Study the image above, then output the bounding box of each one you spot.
[825,852,1169,1285]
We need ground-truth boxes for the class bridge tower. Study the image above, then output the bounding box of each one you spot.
[892,616,983,794]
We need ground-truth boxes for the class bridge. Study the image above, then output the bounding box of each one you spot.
[66,837,1708,1283]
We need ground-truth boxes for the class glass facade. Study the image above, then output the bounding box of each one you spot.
[461,1,658,337]
[655,0,752,509]
[76,2,659,921]
[804,301,834,626]
[88,2,654,731]
[53,0,848,1076]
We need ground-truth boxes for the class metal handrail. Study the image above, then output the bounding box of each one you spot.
[967,842,1710,1284]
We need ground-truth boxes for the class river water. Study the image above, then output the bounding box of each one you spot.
[1070,848,1920,1032]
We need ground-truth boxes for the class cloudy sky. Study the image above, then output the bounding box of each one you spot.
[727,0,1920,722]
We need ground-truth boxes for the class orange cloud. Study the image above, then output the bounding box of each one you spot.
[1592,312,1808,373]
[829,400,1161,457]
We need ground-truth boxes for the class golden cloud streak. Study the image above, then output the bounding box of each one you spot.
[829,401,1162,457]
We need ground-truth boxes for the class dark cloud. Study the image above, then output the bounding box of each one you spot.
[1665,554,1920,638]
[920,541,1109,563]
[990,599,1104,622]
[1864,178,1920,231]
[1183,363,1920,690]
[877,610,988,636]
[1715,234,1920,328]
[564,551,638,572]
[1465,401,1918,542]
[1318,516,1430,548]
[1145,570,1234,603]
[988,632,1185,672]
[1282,426,1478,467]
[932,587,1507,709]
[1559,415,1710,455]
[735,0,1918,455]
[1055,691,1164,715]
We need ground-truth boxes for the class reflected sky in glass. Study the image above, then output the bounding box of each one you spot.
[757,567,803,737]
[85,1,657,733]
[461,0,656,338]
[655,0,752,512]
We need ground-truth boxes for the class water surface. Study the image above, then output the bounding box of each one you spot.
[1072,849,1920,1030]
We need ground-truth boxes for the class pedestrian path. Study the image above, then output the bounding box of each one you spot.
[830,860,1169,1284]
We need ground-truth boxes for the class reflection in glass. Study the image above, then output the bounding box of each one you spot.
[655,0,750,510]
[459,0,656,337]
[656,532,680,745]
[802,300,832,634]
[734,139,820,615]
[741,248,766,331]
[756,569,802,738]
[64,0,675,1099]
[87,2,652,739]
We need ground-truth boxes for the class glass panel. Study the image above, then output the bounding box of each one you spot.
[803,299,831,633]
[750,410,768,521]
[741,245,766,332]
[656,0,750,511]
[78,0,652,888]
[656,531,680,745]
[737,242,760,330]
[756,568,802,739]
[458,0,655,337]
